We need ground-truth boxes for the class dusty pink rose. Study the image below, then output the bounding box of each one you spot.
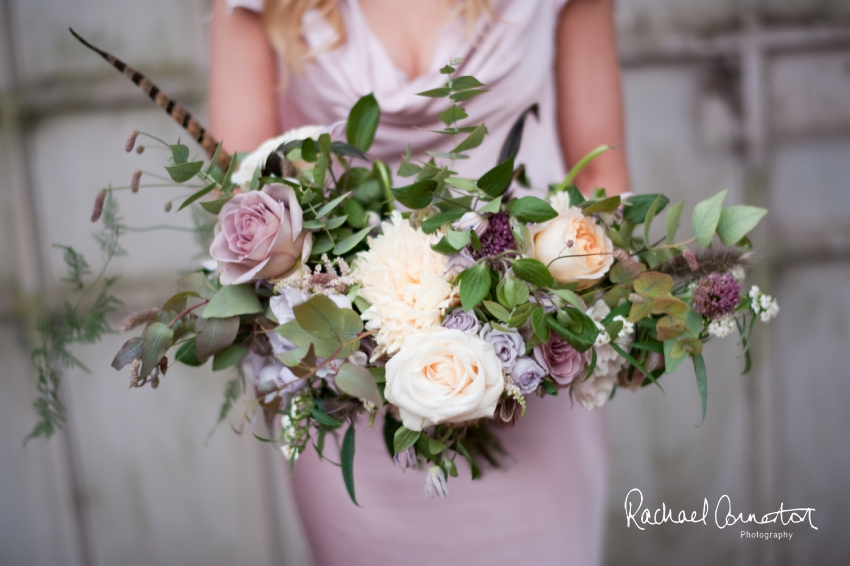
[210,184,312,285]
[533,333,585,386]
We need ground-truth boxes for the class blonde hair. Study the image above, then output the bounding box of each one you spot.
[262,0,492,80]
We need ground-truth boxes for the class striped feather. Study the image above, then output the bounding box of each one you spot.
[69,28,232,172]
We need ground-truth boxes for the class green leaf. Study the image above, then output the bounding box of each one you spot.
[452,124,487,154]
[507,196,558,223]
[692,353,707,426]
[341,425,359,505]
[178,272,216,299]
[512,258,555,288]
[310,233,334,256]
[581,196,621,215]
[633,271,673,299]
[439,65,455,75]
[300,137,317,162]
[551,288,585,311]
[170,143,190,164]
[333,226,373,255]
[292,295,362,358]
[203,285,263,318]
[174,338,203,367]
[343,198,367,228]
[643,195,662,246]
[623,194,669,224]
[482,300,511,322]
[417,87,452,98]
[450,89,488,102]
[421,208,466,234]
[206,142,224,175]
[444,177,478,192]
[336,362,383,408]
[212,342,247,371]
[665,202,684,245]
[199,196,232,215]
[390,180,437,209]
[554,145,611,191]
[455,441,481,480]
[438,104,468,125]
[112,336,143,370]
[716,205,767,246]
[566,185,586,205]
[394,426,421,454]
[691,190,727,248]
[140,322,173,378]
[458,263,491,311]
[178,182,217,211]
[477,157,514,197]
[546,312,598,353]
[313,136,330,189]
[315,192,352,218]
[346,93,380,152]
[530,306,550,342]
[450,76,484,91]
[311,407,342,428]
[165,160,204,183]
[194,315,240,362]
[431,228,470,254]
[480,196,502,214]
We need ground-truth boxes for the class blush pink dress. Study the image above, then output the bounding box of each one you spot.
[227,1,608,564]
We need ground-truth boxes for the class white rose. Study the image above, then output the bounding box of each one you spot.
[528,194,613,289]
[231,125,327,188]
[384,327,505,431]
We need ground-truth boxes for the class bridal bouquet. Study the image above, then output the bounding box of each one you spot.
[31,37,777,503]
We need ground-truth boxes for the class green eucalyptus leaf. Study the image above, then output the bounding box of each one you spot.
[315,191,352,218]
[333,226,373,255]
[112,336,143,370]
[691,190,727,248]
[311,407,342,428]
[174,338,203,367]
[199,196,232,215]
[336,362,383,408]
[194,315,240,362]
[665,202,684,245]
[212,343,247,371]
[450,89,488,102]
[716,205,767,246]
[450,76,484,91]
[140,322,173,378]
[203,285,263,318]
[417,87,452,98]
[438,104,468,126]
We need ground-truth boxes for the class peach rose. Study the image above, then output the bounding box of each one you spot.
[529,193,613,288]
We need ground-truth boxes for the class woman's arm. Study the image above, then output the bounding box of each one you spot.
[209,0,280,153]
[555,0,630,196]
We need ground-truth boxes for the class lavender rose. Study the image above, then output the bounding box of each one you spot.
[479,323,525,372]
[442,309,481,335]
[510,356,546,394]
[210,184,312,285]
[534,333,585,386]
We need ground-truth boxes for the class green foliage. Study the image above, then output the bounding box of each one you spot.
[393,426,421,454]
[691,190,727,247]
[507,196,558,223]
[511,258,555,288]
[716,205,767,246]
[203,285,263,318]
[341,425,358,505]
[347,94,380,152]
[335,362,383,408]
[28,192,125,442]
[457,263,492,311]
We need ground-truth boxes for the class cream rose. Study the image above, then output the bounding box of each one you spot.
[231,125,326,188]
[529,192,613,288]
[384,327,505,431]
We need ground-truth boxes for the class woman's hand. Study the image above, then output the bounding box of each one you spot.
[209,0,280,154]
[555,0,630,196]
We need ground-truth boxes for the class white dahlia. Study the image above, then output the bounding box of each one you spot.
[353,212,456,360]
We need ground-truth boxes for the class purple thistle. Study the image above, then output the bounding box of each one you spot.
[692,272,741,319]
[473,212,516,260]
